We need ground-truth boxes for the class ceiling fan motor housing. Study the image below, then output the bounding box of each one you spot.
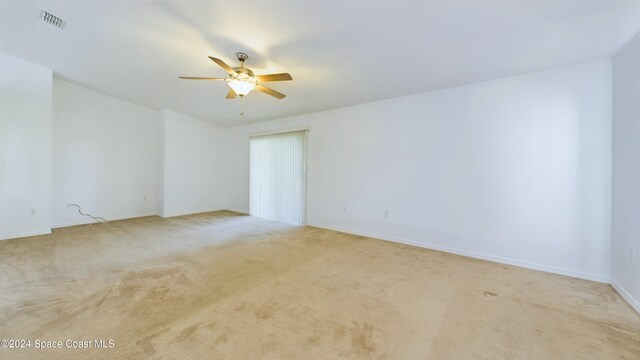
[233,67,255,77]
[232,53,255,82]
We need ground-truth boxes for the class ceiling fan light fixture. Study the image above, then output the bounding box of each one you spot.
[180,53,291,100]
[227,79,256,96]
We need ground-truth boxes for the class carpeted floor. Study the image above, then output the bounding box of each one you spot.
[0,211,638,359]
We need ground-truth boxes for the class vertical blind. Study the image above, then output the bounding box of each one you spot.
[250,130,306,224]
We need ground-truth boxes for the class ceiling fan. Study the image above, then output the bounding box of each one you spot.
[179,52,293,99]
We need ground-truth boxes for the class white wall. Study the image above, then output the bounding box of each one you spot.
[159,109,225,217]
[52,80,160,227]
[53,81,226,225]
[225,60,612,282]
[0,54,53,240]
[612,31,640,312]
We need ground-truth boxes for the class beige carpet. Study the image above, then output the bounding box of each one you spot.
[0,211,638,359]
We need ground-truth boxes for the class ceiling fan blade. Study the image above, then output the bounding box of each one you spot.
[256,84,286,99]
[255,73,293,82]
[209,56,237,75]
[226,88,238,99]
[179,76,226,80]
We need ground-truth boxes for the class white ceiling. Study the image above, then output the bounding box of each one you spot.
[1,0,639,127]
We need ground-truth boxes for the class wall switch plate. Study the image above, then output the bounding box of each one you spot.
[29,208,36,215]
[630,247,636,263]
[384,210,389,218]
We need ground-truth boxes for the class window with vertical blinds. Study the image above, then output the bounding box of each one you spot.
[250,130,306,224]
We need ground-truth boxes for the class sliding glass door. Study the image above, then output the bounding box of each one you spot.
[249,130,306,224]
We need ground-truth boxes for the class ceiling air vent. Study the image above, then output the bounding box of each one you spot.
[39,10,66,29]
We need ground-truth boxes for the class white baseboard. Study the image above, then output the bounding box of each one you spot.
[55,208,231,227]
[0,229,52,241]
[307,222,610,283]
[611,278,640,314]
[160,208,226,218]
[224,208,250,215]
[51,212,158,229]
